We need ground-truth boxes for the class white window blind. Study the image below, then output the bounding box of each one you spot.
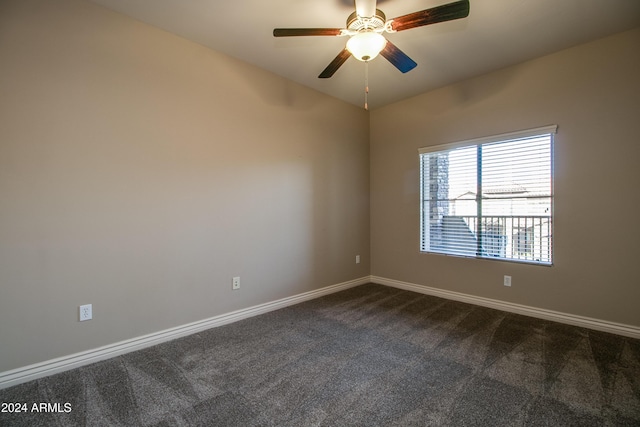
[419,125,556,265]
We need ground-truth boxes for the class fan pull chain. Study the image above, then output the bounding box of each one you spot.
[364,60,369,111]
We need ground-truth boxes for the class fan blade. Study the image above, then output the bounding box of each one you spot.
[390,0,469,32]
[380,41,417,73]
[273,28,343,37]
[318,49,352,78]
[355,0,377,18]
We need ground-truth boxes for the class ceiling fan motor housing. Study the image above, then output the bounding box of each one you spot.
[347,9,386,31]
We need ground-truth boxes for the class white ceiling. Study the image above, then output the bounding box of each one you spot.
[88,0,640,110]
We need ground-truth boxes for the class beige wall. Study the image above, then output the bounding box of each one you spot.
[371,28,640,327]
[0,0,370,372]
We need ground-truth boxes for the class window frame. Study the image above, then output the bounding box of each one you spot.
[418,125,557,266]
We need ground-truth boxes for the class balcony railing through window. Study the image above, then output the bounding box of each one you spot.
[429,215,552,264]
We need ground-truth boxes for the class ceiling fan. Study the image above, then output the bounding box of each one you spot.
[273,0,470,79]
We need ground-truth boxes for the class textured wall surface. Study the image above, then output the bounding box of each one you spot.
[0,0,370,372]
[370,28,640,327]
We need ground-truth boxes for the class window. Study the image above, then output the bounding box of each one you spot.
[419,125,556,265]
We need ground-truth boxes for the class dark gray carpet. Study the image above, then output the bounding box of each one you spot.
[1,283,639,426]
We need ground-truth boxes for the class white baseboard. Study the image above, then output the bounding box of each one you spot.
[0,276,369,390]
[4,275,637,390]
[371,275,640,340]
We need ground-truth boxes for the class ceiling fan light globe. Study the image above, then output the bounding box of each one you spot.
[346,32,387,62]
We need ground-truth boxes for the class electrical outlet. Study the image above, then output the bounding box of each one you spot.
[504,275,512,287]
[232,276,240,290]
[79,304,92,321]
[356,255,360,264]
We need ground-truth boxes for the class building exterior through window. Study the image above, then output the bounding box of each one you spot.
[419,126,556,265]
